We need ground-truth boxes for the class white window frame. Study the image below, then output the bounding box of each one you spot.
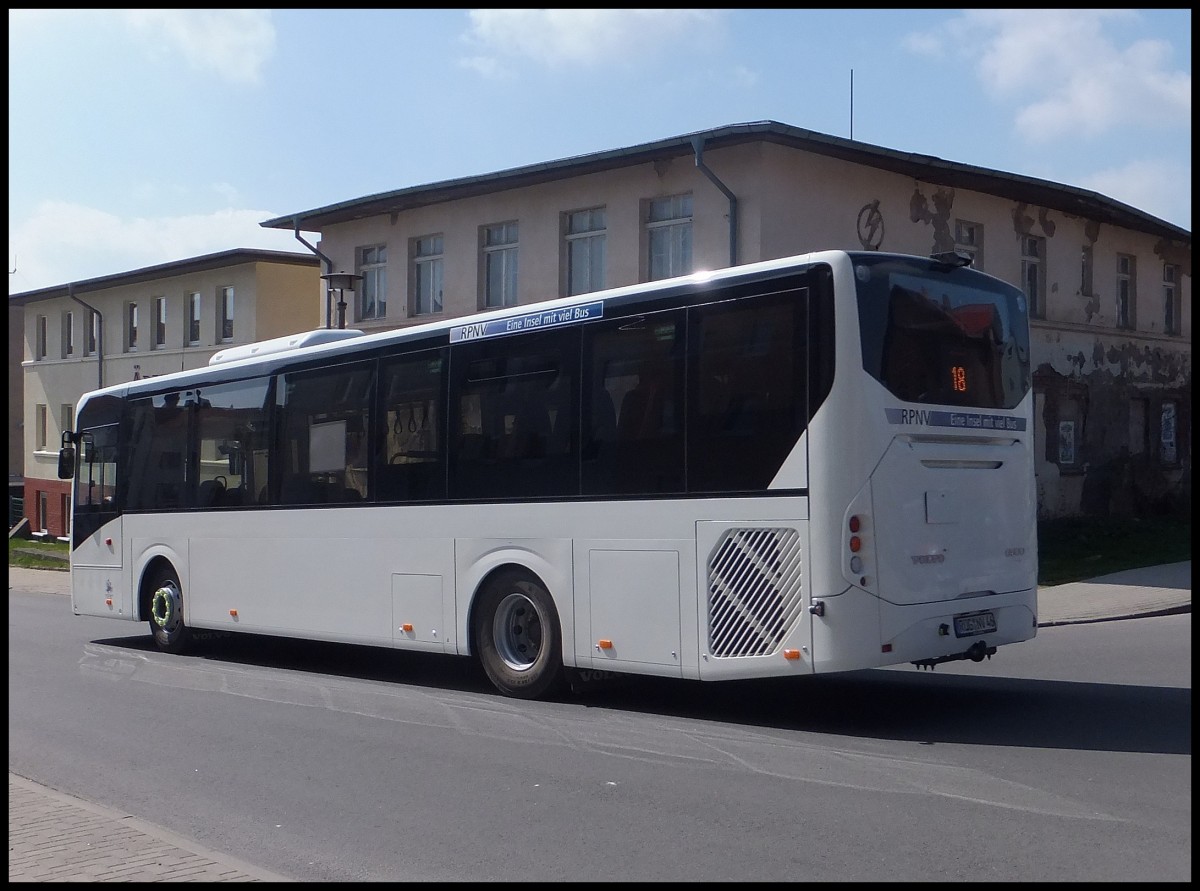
[1116,254,1136,330]
[153,296,167,349]
[125,302,139,352]
[35,403,47,450]
[85,311,98,356]
[35,314,47,360]
[1020,235,1046,319]
[1163,263,1181,335]
[187,292,202,345]
[412,235,443,316]
[357,245,388,321]
[954,220,984,270]
[566,207,607,296]
[483,222,519,309]
[218,287,234,343]
[646,194,693,281]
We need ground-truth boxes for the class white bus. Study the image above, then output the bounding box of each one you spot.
[59,249,1037,699]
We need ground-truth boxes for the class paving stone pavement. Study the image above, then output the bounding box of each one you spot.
[8,774,292,883]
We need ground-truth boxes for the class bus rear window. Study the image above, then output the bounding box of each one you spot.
[855,259,1030,410]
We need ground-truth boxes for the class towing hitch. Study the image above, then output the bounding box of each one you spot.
[911,639,996,670]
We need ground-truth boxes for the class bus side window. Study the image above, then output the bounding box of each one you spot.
[378,350,447,502]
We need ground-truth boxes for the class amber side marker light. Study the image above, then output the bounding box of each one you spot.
[783,649,802,660]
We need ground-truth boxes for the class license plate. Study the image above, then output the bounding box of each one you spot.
[953,610,996,638]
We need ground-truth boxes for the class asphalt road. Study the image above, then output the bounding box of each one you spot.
[9,590,1192,882]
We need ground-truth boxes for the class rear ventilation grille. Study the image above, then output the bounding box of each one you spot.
[706,527,803,658]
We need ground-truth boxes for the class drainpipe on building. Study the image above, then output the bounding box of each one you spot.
[292,217,336,329]
[690,135,738,268]
[67,284,103,390]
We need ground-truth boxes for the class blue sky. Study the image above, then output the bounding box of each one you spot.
[8,8,1192,294]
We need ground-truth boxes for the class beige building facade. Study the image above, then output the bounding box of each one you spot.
[10,249,321,537]
[264,121,1191,520]
[8,122,1189,534]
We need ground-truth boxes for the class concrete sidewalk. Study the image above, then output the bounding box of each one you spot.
[8,562,1191,882]
[1035,560,1192,626]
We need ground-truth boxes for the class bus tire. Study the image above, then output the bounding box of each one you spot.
[147,565,192,655]
[474,570,565,700]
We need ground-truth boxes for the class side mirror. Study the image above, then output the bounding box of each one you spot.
[58,446,76,480]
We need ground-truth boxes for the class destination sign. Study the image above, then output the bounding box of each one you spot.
[450,301,604,343]
[885,407,1027,431]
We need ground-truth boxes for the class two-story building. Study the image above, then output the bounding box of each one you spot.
[10,249,321,538]
[262,120,1191,520]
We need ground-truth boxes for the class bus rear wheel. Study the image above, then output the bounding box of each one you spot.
[474,570,565,700]
[148,566,192,655]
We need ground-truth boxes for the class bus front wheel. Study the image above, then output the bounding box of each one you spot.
[148,566,192,655]
[474,570,565,700]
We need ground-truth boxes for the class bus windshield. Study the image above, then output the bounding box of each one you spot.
[854,256,1031,409]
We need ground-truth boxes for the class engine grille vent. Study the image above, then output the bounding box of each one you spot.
[706,527,803,658]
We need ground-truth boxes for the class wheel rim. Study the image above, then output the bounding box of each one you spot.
[491,590,543,671]
[150,581,182,633]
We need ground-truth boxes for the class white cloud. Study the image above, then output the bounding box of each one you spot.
[907,9,1191,141]
[8,202,307,295]
[8,9,275,84]
[1079,159,1192,230]
[121,9,276,84]
[461,9,723,72]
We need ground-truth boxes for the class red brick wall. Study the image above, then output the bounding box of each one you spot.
[23,478,72,538]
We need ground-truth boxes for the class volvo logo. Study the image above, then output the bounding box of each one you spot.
[910,554,945,565]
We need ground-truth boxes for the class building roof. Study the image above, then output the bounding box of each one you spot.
[261,120,1190,243]
[8,249,320,306]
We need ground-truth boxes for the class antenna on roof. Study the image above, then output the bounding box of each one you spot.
[849,69,854,140]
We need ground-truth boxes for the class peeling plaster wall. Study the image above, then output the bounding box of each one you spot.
[1034,325,1190,518]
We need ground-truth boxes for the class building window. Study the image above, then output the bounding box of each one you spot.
[483,221,519,309]
[1020,235,1046,319]
[125,302,139,352]
[187,292,201,345]
[1116,254,1136,330]
[1160,401,1178,465]
[35,404,47,450]
[954,220,984,269]
[86,312,98,356]
[61,403,74,439]
[62,311,74,357]
[1080,245,1094,297]
[38,491,48,534]
[153,297,167,349]
[412,235,443,316]
[1129,398,1149,456]
[35,315,47,360]
[647,194,692,281]
[566,207,607,296]
[1163,263,1181,335]
[1057,420,1076,466]
[358,245,387,321]
[219,287,234,342]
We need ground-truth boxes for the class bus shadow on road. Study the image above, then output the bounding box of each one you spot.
[99,631,1189,757]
